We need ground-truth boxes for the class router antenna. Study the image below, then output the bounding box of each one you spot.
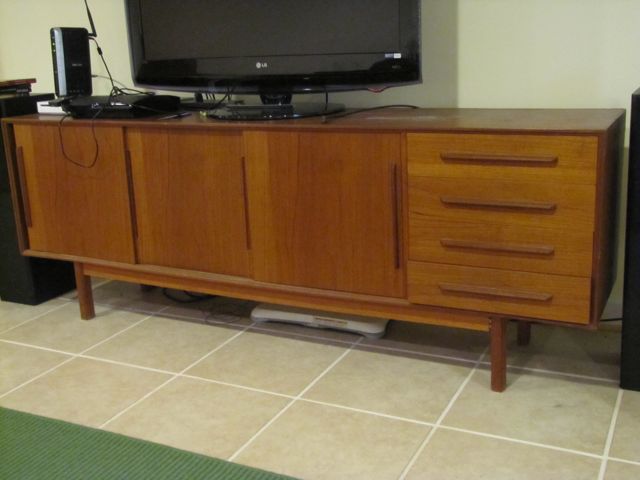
[84,0,97,38]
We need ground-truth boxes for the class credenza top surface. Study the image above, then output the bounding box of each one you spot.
[2,108,625,134]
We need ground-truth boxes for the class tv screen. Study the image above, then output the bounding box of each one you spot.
[125,0,421,95]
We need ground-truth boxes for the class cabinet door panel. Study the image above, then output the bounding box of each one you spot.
[127,129,251,276]
[246,131,404,297]
[14,124,135,263]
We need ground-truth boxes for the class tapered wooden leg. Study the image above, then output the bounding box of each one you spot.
[517,321,532,346]
[73,262,95,320]
[490,317,508,392]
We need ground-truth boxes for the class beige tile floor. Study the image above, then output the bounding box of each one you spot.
[1,280,639,480]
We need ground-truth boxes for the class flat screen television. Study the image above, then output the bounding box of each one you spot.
[124,0,421,119]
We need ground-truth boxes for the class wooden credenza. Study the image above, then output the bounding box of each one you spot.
[1,109,625,391]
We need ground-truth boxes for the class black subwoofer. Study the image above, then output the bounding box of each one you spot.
[622,88,640,390]
[0,93,75,304]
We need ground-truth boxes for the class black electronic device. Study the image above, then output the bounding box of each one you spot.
[124,0,421,120]
[622,88,640,391]
[208,102,344,121]
[62,93,181,118]
[50,27,92,97]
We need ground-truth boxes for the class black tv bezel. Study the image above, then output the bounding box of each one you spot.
[124,0,421,95]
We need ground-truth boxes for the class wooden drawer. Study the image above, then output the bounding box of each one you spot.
[408,262,591,324]
[409,218,593,277]
[409,176,595,230]
[407,133,598,185]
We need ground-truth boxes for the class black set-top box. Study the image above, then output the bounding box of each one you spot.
[61,93,180,119]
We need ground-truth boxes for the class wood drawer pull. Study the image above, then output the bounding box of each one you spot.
[440,196,557,212]
[391,163,401,269]
[16,147,32,228]
[440,239,555,256]
[441,152,558,166]
[438,282,553,302]
[241,156,252,250]
[124,150,139,241]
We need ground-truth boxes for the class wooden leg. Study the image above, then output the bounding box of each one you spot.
[73,263,95,320]
[490,317,508,392]
[517,321,532,346]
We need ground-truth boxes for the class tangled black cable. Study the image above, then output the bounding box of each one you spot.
[57,110,101,169]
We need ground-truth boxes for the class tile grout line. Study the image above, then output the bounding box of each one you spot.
[299,397,435,427]
[397,347,489,480]
[0,309,160,400]
[440,425,604,460]
[0,338,175,377]
[77,354,176,376]
[364,345,615,385]
[0,338,80,356]
[0,301,71,336]
[98,324,253,430]
[597,388,624,480]
[355,343,482,366]
[181,374,295,400]
[478,360,619,385]
[227,337,364,463]
[360,342,618,385]
[607,456,640,467]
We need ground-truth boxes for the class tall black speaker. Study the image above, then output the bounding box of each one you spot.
[622,88,640,390]
[0,94,76,304]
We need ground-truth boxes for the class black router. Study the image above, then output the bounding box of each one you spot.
[62,94,181,119]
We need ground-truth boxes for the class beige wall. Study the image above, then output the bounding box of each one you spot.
[1,0,638,315]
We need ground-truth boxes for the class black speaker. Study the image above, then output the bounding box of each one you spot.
[0,94,76,304]
[622,88,640,390]
[50,27,92,97]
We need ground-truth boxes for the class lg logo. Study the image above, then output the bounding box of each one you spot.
[256,62,268,69]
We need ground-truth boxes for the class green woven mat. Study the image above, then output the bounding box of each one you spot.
[0,407,297,480]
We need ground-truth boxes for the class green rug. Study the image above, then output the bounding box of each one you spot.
[0,407,296,480]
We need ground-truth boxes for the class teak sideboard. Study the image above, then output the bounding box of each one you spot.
[1,108,625,391]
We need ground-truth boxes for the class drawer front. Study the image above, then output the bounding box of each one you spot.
[408,262,591,324]
[409,176,595,230]
[409,218,593,277]
[408,133,598,185]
